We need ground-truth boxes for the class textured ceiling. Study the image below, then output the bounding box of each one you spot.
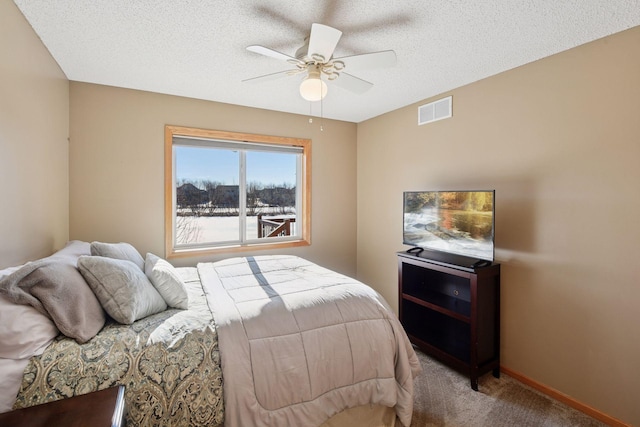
[13,0,640,123]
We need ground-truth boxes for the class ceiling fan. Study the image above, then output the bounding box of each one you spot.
[243,23,396,102]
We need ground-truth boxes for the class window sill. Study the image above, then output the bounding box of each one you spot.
[166,238,310,260]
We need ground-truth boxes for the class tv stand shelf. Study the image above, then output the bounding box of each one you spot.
[397,251,500,390]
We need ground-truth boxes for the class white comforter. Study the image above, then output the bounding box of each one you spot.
[198,255,421,427]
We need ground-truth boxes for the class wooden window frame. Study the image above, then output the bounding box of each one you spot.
[164,125,311,259]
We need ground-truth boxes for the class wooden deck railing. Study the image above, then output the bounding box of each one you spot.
[257,214,296,238]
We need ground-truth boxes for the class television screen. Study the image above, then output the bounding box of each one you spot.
[403,190,495,262]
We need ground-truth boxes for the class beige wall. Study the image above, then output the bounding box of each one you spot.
[0,1,69,269]
[69,83,358,275]
[357,26,640,425]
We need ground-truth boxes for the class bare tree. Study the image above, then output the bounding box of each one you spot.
[176,215,201,245]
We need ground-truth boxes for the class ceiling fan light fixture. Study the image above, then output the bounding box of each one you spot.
[299,69,327,101]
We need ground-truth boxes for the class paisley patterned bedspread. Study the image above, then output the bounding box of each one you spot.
[12,267,224,427]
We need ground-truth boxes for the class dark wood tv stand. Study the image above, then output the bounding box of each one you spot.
[397,251,500,390]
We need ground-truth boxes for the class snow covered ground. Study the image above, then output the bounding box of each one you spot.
[178,215,297,244]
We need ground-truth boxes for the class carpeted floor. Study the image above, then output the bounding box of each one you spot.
[411,349,607,427]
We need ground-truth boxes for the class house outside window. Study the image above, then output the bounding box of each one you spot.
[165,126,311,258]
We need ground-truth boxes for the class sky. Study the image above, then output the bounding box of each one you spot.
[176,146,297,187]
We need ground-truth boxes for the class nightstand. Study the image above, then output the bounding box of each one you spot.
[0,385,125,427]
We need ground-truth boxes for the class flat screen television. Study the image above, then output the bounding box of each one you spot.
[403,190,495,265]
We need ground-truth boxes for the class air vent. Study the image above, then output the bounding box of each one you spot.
[418,96,452,125]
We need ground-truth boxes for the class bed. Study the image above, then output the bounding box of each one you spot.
[0,241,421,426]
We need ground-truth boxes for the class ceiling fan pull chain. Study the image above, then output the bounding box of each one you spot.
[320,95,324,132]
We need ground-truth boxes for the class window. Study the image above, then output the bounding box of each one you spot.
[165,126,311,258]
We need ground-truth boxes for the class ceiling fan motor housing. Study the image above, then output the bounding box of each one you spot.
[295,38,311,62]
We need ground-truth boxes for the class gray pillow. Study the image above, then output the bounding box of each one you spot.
[90,241,145,271]
[0,241,105,343]
[78,256,167,324]
[144,253,189,309]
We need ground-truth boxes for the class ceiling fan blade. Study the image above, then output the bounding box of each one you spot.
[332,72,373,94]
[246,45,301,64]
[334,50,397,71]
[307,23,342,60]
[242,70,294,84]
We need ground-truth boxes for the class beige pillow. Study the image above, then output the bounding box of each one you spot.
[144,253,189,309]
[78,256,167,324]
[90,241,145,271]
